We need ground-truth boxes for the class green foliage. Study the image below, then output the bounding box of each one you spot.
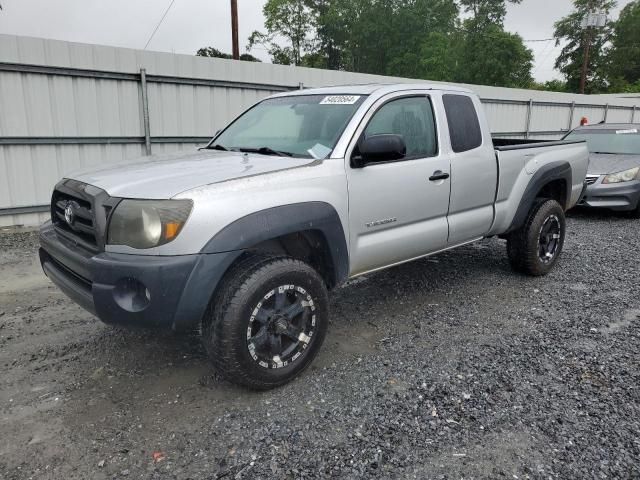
[553,0,616,93]
[415,31,461,82]
[606,0,640,88]
[243,0,534,88]
[248,0,315,65]
[455,25,533,87]
[529,79,569,92]
[196,47,261,62]
[381,0,460,77]
[458,0,523,28]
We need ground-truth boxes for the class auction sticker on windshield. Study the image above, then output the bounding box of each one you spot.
[320,95,361,105]
[616,129,638,134]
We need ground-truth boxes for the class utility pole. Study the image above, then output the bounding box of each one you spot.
[580,28,592,95]
[579,9,607,94]
[230,0,239,60]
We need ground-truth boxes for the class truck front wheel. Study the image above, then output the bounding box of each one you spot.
[203,255,329,390]
[506,199,566,276]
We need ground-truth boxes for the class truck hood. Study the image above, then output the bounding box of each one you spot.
[69,150,317,199]
[587,153,640,175]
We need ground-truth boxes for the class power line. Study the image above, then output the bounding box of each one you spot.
[533,41,559,78]
[144,0,177,50]
[523,38,555,42]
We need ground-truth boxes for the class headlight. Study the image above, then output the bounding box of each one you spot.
[602,167,640,184]
[108,199,193,249]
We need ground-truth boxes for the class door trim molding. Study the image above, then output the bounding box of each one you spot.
[349,237,483,278]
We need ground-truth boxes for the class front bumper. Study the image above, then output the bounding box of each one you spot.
[578,177,640,212]
[39,221,240,331]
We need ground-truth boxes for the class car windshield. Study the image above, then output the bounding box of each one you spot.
[210,94,367,159]
[564,128,640,155]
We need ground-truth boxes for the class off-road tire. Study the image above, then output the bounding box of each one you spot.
[507,199,566,276]
[202,254,329,390]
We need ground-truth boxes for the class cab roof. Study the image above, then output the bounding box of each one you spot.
[271,83,474,99]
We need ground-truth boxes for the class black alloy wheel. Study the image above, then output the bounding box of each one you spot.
[506,198,566,276]
[538,214,562,264]
[247,285,316,369]
[203,255,329,390]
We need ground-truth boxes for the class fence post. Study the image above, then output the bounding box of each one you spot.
[298,82,304,90]
[568,101,575,131]
[603,103,609,123]
[140,68,152,155]
[524,99,533,139]
[632,105,637,123]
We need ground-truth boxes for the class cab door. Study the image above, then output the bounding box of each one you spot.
[345,94,451,275]
[442,93,498,244]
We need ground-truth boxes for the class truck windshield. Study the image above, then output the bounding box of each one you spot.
[210,94,367,159]
[564,128,640,155]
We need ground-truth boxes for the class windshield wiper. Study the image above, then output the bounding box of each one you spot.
[202,143,229,151]
[237,146,294,157]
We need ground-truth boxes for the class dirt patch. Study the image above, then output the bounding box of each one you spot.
[2,216,640,479]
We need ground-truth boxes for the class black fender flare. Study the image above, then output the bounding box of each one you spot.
[201,202,350,286]
[507,162,572,233]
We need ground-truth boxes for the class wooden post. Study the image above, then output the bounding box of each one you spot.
[231,0,239,60]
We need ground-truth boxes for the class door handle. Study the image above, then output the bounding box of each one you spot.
[429,171,450,182]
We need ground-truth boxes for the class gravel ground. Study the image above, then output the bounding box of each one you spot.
[1,210,639,479]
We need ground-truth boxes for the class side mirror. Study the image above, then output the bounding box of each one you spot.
[352,134,406,168]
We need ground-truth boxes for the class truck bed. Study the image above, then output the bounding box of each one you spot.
[487,139,589,236]
[492,138,585,150]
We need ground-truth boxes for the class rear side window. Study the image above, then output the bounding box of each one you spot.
[443,94,482,153]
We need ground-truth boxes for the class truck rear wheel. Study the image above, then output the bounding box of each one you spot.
[506,199,566,276]
[203,255,329,390]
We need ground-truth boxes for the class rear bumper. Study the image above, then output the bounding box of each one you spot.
[39,221,240,331]
[578,178,640,211]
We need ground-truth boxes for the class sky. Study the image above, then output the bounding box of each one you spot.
[0,0,634,82]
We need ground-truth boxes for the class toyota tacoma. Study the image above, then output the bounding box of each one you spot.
[39,84,589,389]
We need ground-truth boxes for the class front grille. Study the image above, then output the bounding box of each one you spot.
[50,179,116,252]
[52,190,97,247]
[585,175,600,186]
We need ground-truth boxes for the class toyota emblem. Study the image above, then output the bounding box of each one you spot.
[64,203,75,226]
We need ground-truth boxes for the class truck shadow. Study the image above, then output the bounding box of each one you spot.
[75,238,517,390]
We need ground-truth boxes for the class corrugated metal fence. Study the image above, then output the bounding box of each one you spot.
[1,34,638,226]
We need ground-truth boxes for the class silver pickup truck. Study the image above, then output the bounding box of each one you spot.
[39,84,589,389]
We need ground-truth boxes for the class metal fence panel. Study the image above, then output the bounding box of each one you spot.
[482,101,530,135]
[530,104,571,133]
[1,33,638,226]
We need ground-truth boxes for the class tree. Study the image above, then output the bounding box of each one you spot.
[413,31,462,82]
[383,0,460,77]
[455,26,533,87]
[553,0,616,94]
[196,47,261,62]
[244,0,533,88]
[606,0,640,89]
[248,0,315,65]
[458,0,523,28]
[453,0,533,87]
[311,0,459,76]
[529,79,569,92]
[307,0,349,70]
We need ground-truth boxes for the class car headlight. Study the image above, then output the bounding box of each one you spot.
[107,199,193,249]
[602,167,640,184]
